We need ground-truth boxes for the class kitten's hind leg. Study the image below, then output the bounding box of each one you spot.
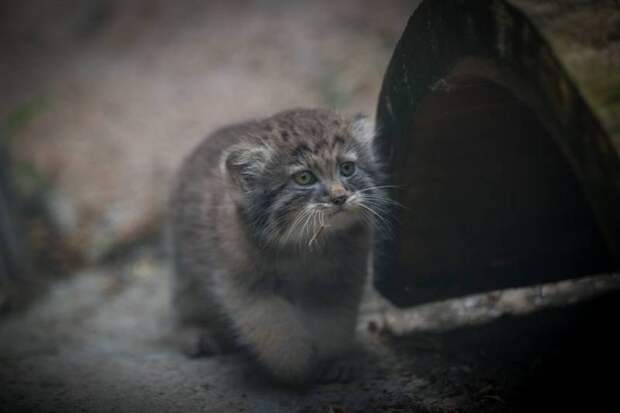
[316,357,362,383]
[172,325,240,358]
[172,281,240,357]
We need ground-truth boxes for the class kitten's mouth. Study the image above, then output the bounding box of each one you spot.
[306,204,364,246]
[328,206,345,215]
[328,201,357,213]
[324,204,361,225]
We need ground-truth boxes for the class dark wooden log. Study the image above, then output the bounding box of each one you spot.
[374,0,620,307]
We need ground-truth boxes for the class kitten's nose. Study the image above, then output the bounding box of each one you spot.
[328,184,349,206]
[331,194,348,206]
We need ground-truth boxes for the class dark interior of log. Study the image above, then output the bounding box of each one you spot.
[379,74,614,307]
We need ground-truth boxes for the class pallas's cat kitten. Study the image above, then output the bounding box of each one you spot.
[169,108,388,385]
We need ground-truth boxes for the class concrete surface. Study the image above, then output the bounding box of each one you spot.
[2,248,619,412]
[0,251,440,413]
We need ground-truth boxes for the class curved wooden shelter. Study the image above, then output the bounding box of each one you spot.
[374,0,620,306]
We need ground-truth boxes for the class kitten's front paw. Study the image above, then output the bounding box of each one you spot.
[260,340,319,386]
[316,359,360,384]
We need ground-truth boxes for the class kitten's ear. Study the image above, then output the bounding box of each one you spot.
[349,114,376,147]
[221,142,271,191]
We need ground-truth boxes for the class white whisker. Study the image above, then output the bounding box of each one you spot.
[355,185,400,195]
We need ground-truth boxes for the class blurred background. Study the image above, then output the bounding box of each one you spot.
[0,0,413,281]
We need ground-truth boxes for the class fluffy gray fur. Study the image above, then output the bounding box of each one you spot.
[169,108,389,385]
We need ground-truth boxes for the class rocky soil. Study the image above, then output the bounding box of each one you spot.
[1,247,618,412]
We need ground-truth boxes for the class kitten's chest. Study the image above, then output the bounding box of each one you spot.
[274,254,332,278]
[270,252,366,305]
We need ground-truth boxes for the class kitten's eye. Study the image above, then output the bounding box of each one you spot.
[339,161,356,177]
[293,170,317,186]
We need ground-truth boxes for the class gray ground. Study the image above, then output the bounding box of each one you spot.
[0,249,456,413]
[2,246,619,412]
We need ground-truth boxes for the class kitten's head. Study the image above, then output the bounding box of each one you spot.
[221,108,389,247]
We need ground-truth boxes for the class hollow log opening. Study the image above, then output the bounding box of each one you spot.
[374,0,620,307]
[381,72,613,306]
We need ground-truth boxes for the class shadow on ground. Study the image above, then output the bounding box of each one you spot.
[1,249,618,412]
